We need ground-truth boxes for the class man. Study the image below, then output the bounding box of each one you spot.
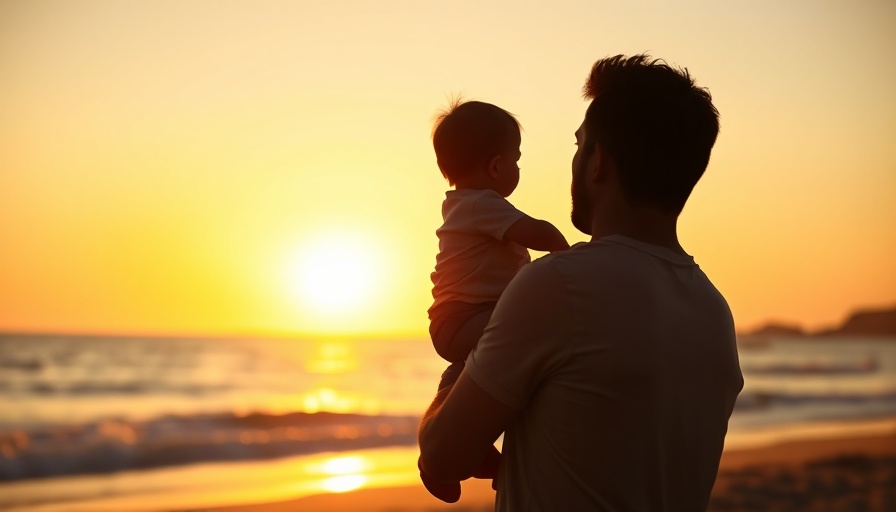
[418,54,744,511]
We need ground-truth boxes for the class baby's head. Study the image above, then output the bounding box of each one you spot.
[432,100,521,196]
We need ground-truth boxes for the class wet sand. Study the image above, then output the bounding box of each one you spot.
[190,428,895,512]
[709,431,896,511]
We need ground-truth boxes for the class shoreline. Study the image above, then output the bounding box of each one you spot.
[189,423,896,512]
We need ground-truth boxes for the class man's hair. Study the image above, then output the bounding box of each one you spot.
[432,99,521,185]
[582,54,719,214]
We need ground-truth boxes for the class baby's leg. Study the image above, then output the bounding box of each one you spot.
[433,306,493,363]
[446,307,493,362]
[423,306,502,500]
[436,307,493,390]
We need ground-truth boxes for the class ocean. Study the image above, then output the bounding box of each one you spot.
[1,333,894,511]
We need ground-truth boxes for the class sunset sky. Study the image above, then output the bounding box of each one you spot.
[2,0,894,338]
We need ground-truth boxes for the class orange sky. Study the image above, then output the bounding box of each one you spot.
[1,0,894,337]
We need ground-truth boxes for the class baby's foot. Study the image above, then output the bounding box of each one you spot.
[418,457,461,503]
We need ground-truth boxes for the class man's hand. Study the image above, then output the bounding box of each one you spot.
[418,368,514,482]
[418,456,461,503]
[473,444,502,490]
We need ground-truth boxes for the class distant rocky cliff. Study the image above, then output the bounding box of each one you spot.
[742,306,896,337]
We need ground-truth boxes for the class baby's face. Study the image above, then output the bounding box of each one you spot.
[493,133,522,198]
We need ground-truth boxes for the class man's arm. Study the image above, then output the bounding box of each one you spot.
[503,216,570,252]
[420,258,567,482]
[418,369,514,481]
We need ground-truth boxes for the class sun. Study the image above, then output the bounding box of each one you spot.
[289,231,380,314]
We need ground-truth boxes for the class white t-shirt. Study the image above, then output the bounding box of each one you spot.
[430,189,530,311]
[466,235,744,512]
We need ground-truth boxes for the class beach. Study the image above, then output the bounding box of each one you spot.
[2,334,894,511]
[192,425,896,512]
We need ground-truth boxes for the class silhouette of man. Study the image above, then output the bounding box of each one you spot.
[418,54,744,511]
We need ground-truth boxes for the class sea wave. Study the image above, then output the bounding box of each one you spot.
[0,411,419,481]
[12,381,235,396]
[734,390,896,411]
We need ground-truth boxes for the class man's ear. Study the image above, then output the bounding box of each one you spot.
[486,155,501,179]
[590,143,610,183]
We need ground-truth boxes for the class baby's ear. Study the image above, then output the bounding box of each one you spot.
[486,155,501,178]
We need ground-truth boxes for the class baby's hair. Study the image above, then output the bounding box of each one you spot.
[431,98,520,185]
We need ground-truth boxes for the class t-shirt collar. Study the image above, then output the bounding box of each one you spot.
[599,234,696,266]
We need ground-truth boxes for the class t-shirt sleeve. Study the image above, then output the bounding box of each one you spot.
[471,193,527,240]
[465,258,571,410]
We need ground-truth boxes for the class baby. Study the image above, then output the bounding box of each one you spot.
[420,100,569,502]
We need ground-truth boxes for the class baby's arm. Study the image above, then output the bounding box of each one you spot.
[503,216,570,252]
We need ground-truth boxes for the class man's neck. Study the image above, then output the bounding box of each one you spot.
[589,203,684,254]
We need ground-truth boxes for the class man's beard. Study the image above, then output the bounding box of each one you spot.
[570,158,593,235]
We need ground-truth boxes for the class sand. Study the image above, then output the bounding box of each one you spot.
[186,429,896,512]
[709,431,896,511]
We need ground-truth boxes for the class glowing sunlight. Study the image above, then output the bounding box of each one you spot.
[287,230,383,316]
[318,455,369,493]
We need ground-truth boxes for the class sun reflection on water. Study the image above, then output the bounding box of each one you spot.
[322,455,366,474]
[302,387,359,413]
[314,455,369,493]
[304,341,358,374]
[321,474,367,493]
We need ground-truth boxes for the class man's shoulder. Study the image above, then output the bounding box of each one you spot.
[500,252,568,301]
[527,238,692,295]
[549,236,698,269]
[534,239,633,269]
[509,245,605,298]
[520,242,599,276]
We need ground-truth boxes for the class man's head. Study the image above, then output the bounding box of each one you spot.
[432,100,521,188]
[571,54,719,233]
